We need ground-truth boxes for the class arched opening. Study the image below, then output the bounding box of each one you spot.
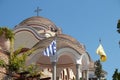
[81,53,90,80]
[59,68,75,80]
[57,55,75,80]
[56,47,82,80]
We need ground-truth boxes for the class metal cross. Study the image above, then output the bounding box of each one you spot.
[34,7,42,16]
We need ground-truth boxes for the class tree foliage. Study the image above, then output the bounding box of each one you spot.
[0,27,14,41]
[112,69,120,80]
[117,20,120,34]
[0,27,41,80]
[94,60,102,80]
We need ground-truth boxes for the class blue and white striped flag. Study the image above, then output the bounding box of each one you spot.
[43,40,56,56]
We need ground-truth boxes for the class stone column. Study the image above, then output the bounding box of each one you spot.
[82,70,85,80]
[52,62,56,80]
[76,64,81,80]
[82,70,89,80]
[85,70,89,80]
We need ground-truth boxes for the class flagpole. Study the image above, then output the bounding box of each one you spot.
[99,38,102,44]
[119,41,120,48]
[55,33,57,52]
[52,33,57,80]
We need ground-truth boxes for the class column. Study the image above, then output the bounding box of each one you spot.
[76,64,80,80]
[82,70,89,80]
[52,62,56,80]
[85,70,89,80]
[82,70,85,80]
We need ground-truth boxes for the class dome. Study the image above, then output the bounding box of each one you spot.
[18,16,57,32]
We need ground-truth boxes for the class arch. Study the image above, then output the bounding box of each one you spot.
[14,26,45,40]
[55,47,83,79]
[57,47,82,64]
[81,52,90,70]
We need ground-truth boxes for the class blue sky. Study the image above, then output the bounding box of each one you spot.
[0,0,120,79]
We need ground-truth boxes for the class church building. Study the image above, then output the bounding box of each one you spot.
[0,7,107,80]
[13,15,96,80]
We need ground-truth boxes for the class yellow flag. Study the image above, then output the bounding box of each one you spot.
[96,44,107,62]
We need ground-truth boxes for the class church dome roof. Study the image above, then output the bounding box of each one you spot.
[18,16,57,31]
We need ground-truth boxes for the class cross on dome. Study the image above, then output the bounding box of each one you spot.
[34,7,42,16]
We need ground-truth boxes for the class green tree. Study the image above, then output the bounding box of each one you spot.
[94,60,102,80]
[112,69,120,80]
[117,20,120,47]
[0,27,41,80]
[117,20,120,34]
[0,27,14,52]
[112,69,119,80]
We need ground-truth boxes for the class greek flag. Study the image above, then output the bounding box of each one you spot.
[43,40,56,56]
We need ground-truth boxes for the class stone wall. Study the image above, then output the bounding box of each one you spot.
[0,51,9,80]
